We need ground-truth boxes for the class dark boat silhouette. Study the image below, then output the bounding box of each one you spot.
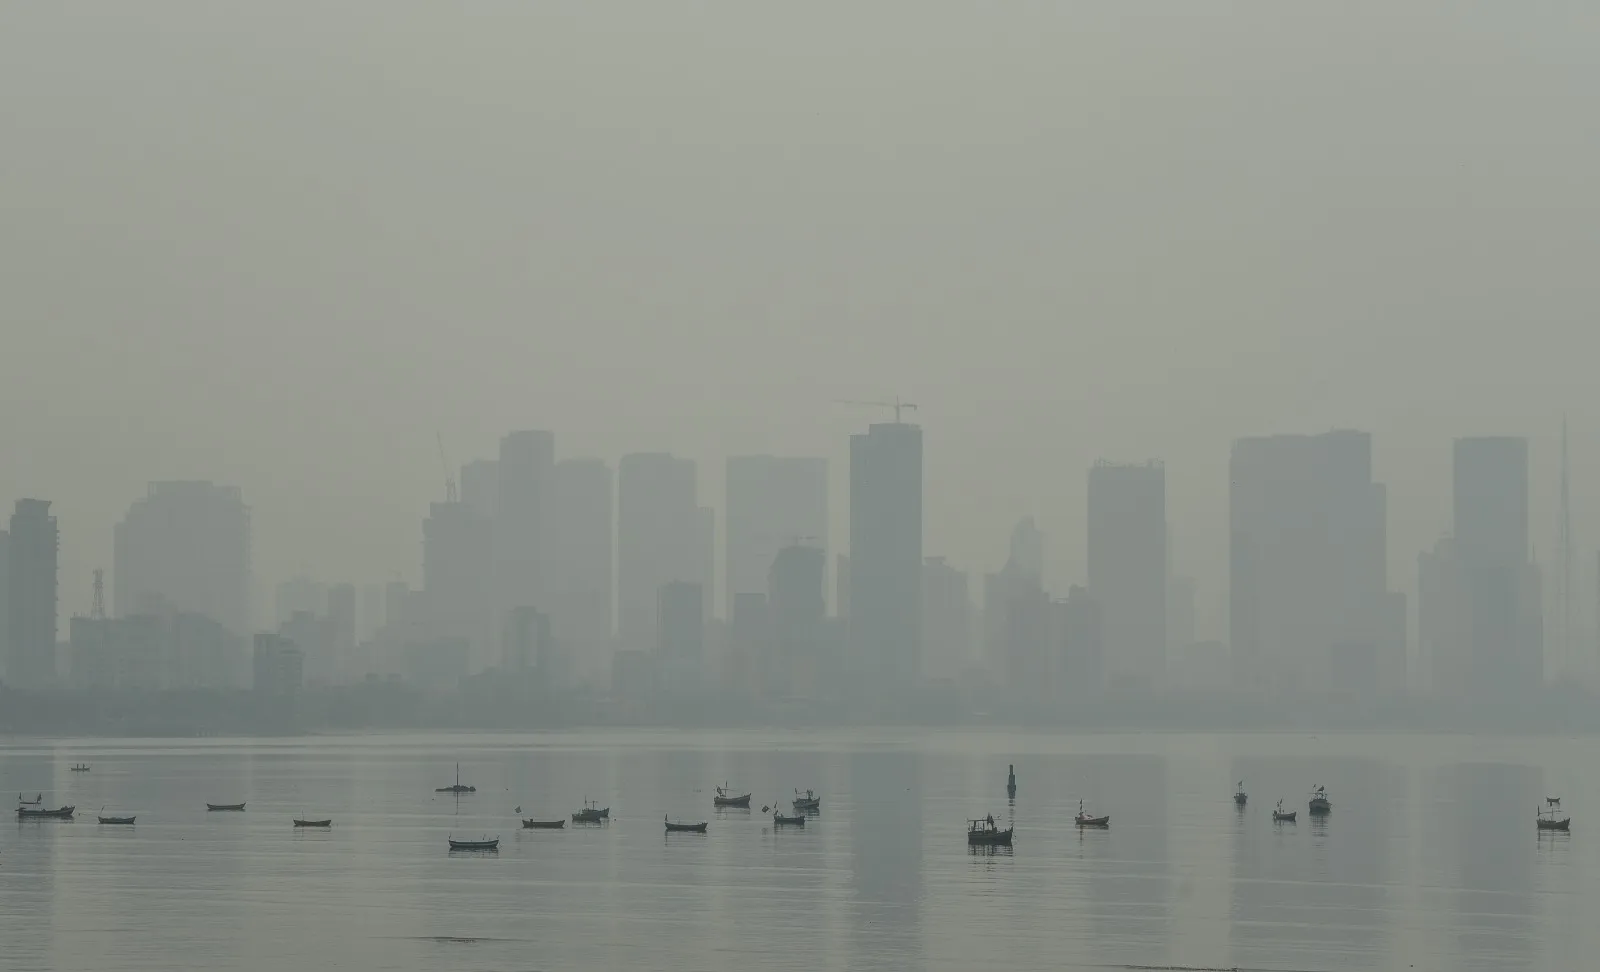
[18,805,74,819]
[522,818,566,829]
[713,783,751,808]
[792,789,821,813]
[665,815,708,833]
[448,835,499,850]
[572,798,610,823]
[968,816,1012,845]
[436,762,476,793]
[98,815,136,825]
[293,818,332,828]
[207,803,245,812]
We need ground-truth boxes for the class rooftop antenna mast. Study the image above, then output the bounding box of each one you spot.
[436,432,458,503]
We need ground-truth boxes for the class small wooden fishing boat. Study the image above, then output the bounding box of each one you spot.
[1074,799,1109,828]
[293,818,332,828]
[207,803,246,811]
[18,793,42,805]
[792,789,821,812]
[1234,781,1247,806]
[17,805,74,819]
[1537,798,1570,831]
[70,764,91,772]
[665,815,708,833]
[713,783,751,808]
[522,818,566,829]
[968,815,1013,845]
[448,835,499,850]
[1308,785,1331,816]
[772,811,806,827]
[1272,799,1296,823]
[435,762,476,793]
[98,815,136,825]
[572,798,610,823]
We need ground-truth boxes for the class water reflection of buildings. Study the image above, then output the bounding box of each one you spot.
[1444,762,1537,970]
[849,751,923,970]
[1228,757,1394,969]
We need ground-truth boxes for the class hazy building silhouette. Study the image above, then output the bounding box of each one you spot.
[1058,584,1104,697]
[727,591,770,698]
[1167,573,1195,663]
[1087,460,1167,690]
[835,554,850,620]
[422,499,493,673]
[618,452,698,650]
[920,556,971,681]
[1229,431,1387,695]
[548,458,614,656]
[769,542,826,698]
[1001,582,1051,701]
[849,422,923,693]
[657,580,705,693]
[6,499,59,688]
[252,632,304,696]
[497,430,555,627]
[1419,537,1469,697]
[984,517,1044,674]
[695,505,715,621]
[112,481,252,637]
[725,455,828,617]
[1452,436,1543,698]
[326,583,357,679]
[0,530,8,678]
[274,575,326,626]
[503,605,552,674]
[459,458,500,519]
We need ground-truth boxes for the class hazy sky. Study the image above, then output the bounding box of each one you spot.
[3,3,1598,639]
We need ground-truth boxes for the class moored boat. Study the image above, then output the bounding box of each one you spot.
[665,815,708,833]
[1308,785,1331,816]
[98,815,136,825]
[1272,799,1296,823]
[968,815,1013,845]
[293,818,332,828]
[522,818,566,829]
[70,764,90,772]
[713,783,751,808]
[1074,799,1109,828]
[772,811,806,827]
[1538,798,1570,831]
[435,762,476,793]
[207,803,246,811]
[448,835,499,850]
[18,805,75,819]
[792,789,821,813]
[572,798,610,823]
[1234,781,1247,806]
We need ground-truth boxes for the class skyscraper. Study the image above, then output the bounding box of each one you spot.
[548,458,613,650]
[1452,436,1541,697]
[848,421,923,692]
[459,458,500,520]
[725,456,828,616]
[921,556,971,681]
[656,580,705,685]
[7,499,59,688]
[769,542,826,697]
[1229,431,1387,694]
[497,430,555,622]
[1087,461,1167,690]
[422,500,494,673]
[113,481,252,636]
[618,453,698,650]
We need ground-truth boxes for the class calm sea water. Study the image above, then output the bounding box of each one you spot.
[0,729,1593,972]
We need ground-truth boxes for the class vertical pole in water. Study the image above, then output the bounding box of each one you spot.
[1007,764,1017,798]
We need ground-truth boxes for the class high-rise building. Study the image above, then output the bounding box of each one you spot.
[618,453,698,650]
[921,556,971,681]
[1057,584,1104,697]
[1452,436,1542,698]
[459,459,500,520]
[984,517,1044,671]
[769,542,826,698]
[112,481,251,636]
[1087,461,1167,689]
[497,430,555,623]
[725,456,828,617]
[548,458,614,650]
[503,605,552,673]
[1229,432,1387,694]
[252,632,304,696]
[1167,574,1196,664]
[6,499,59,688]
[848,422,923,692]
[326,583,357,680]
[422,500,494,673]
[695,506,715,621]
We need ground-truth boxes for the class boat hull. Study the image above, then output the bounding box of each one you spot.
[207,803,246,811]
[968,829,1013,845]
[773,815,805,826]
[713,795,752,808]
[792,799,821,812]
[523,819,566,829]
[1308,799,1331,816]
[448,839,499,850]
[293,819,332,828]
[1075,815,1110,828]
[98,816,136,825]
[1537,818,1571,831]
[1234,794,1248,806]
[1273,812,1297,822]
[18,806,75,819]
[665,822,708,833]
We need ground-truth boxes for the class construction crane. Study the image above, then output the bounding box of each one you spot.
[835,397,919,423]
[436,432,458,503]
